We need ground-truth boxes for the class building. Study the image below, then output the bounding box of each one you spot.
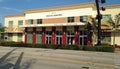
[4,2,120,46]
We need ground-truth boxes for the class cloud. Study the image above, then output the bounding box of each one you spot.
[1,7,22,12]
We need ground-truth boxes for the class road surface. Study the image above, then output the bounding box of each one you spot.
[0,46,120,69]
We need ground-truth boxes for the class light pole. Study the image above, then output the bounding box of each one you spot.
[95,0,106,45]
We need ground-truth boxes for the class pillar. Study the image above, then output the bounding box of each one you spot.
[25,28,28,44]
[74,26,79,45]
[62,26,67,45]
[52,27,56,44]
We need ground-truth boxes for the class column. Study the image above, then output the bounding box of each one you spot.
[62,26,67,45]
[24,28,28,44]
[74,26,79,45]
[52,27,56,44]
[32,27,36,44]
[42,27,46,44]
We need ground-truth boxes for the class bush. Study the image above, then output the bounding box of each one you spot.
[83,46,96,51]
[0,41,115,52]
[101,46,115,52]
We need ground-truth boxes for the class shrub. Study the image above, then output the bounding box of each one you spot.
[101,46,115,52]
[83,46,96,51]
[0,41,115,52]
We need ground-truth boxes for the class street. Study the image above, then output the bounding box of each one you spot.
[0,46,120,69]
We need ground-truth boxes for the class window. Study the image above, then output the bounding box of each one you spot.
[46,31,52,35]
[28,19,33,25]
[80,16,88,23]
[56,31,62,35]
[68,17,74,23]
[37,19,42,24]
[101,32,111,42]
[101,14,111,21]
[18,20,23,25]
[36,31,42,34]
[80,30,87,35]
[18,33,22,41]
[8,33,13,41]
[67,30,74,35]
[9,21,13,26]
[101,36,111,42]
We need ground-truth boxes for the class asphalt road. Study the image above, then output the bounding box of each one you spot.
[0,46,120,69]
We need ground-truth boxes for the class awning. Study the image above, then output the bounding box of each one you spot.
[20,22,86,28]
[4,31,23,33]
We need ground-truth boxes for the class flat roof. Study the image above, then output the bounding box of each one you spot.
[4,14,25,18]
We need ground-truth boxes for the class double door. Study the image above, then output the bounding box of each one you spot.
[56,36,62,45]
[46,35,51,44]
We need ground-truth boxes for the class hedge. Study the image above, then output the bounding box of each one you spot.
[0,41,115,52]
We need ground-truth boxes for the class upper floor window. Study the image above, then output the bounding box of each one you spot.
[101,14,111,21]
[28,19,33,25]
[68,17,74,23]
[37,19,42,24]
[18,20,23,25]
[80,16,88,23]
[9,21,13,26]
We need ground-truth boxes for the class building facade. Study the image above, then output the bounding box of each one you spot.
[4,2,120,46]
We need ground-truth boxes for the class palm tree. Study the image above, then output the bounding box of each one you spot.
[0,23,6,40]
[85,18,98,46]
[108,13,120,46]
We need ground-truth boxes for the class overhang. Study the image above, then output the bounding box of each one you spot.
[20,22,86,28]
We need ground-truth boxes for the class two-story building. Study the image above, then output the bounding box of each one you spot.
[4,2,120,46]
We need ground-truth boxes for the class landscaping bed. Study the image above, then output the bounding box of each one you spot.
[0,41,115,52]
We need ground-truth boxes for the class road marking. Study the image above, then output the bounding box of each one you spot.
[0,53,115,68]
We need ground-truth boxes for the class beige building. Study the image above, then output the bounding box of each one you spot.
[4,2,120,46]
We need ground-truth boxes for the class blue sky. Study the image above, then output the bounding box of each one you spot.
[0,0,120,26]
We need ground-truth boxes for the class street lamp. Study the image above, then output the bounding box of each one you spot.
[95,0,106,45]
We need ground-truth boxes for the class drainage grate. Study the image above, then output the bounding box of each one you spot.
[82,67,89,69]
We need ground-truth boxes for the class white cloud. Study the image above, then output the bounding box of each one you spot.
[1,7,22,12]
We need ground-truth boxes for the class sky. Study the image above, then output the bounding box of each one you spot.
[0,0,120,26]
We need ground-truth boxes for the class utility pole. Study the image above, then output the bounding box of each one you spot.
[95,0,106,45]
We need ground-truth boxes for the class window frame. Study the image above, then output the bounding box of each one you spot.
[37,19,42,24]
[18,20,23,26]
[80,16,88,23]
[28,19,33,25]
[9,21,13,26]
[68,17,74,23]
[101,14,111,22]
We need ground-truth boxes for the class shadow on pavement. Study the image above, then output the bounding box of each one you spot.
[0,48,18,69]
[0,47,36,69]
[0,48,18,64]
[13,52,24,69]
